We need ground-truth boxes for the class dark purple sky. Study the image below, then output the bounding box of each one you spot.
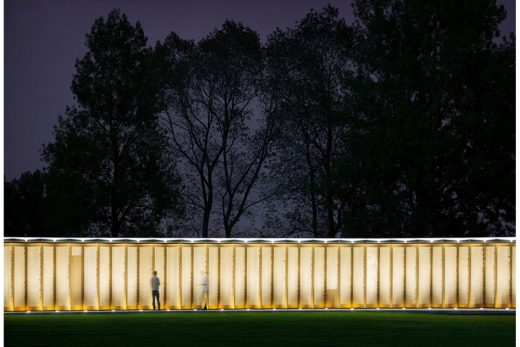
[5,0,515,179]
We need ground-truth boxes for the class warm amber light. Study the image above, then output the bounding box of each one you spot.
[3,238,515,312]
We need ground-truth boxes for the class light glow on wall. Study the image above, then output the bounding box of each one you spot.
[3,237,515,311]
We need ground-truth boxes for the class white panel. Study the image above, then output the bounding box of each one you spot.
[126,247,138,308]
[272,247,285,308]
[404,246,417,307]
[495,246,510,308]
[55,246,69,310]
[192,247,207,309]
[444,247,458,307]
[234,247,246,308]
[313,247,325,308]
[261,247,273,307]
[26,246,41,309]
[287,247,299,308]
[391,246,404,307]
[444,247,457,307]
[99,247,110,309]
[417,247,431,307]
[180,246,192,308]
[42,247,54,309]
[154,246,165,308]
[4,247,12,310]
[469,246,484,307]
[299,247,313,308]
[352,247,365,307]
[458,246,469,307]
[431,247,443,307]
[325,247,339,308]
[112,247,125,308]
[208,247,219,308]
[83,247,97,309]
[220,247,234,308]
[70,247,82,310]
[14,246,26,310]
[246,247,260,308]
[484,246,495,308]
[338,247,352,307]
[365,247,378,307]
[511,244,516,308]
[165,247,180,309]
[378,247,391,308]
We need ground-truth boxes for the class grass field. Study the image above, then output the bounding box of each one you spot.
[4,311,515,347]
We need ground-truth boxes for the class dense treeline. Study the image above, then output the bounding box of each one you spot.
[6,1,514,238]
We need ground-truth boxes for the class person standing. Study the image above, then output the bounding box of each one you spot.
[151,271,161,310]
[201,271,208,310]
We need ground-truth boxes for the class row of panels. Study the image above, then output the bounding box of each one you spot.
[4,243,515,311]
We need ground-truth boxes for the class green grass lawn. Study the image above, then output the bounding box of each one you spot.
[4,311,515,347]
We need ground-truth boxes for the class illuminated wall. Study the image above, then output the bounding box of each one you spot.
[3,238,515,311]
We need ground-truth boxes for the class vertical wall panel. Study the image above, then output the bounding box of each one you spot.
[484,246,495,308]
[26,246,41,309]
[287,247,299,308]
[14,246,26,310]
[42,247,54,310]
[83,247,97,309]
[54,246,69,310]
[219,247,233,309]
[378,247,391,308]
[509,245,516,307]
[272,247,286,308]
[338,247,352,307]
[4,247,12,311]
[260,247,272,308]
[495,246,510,308]
[326,247,339,308]
[126,247,138,309]
[417,247,431,308]
[404,247,417,307]
[138,247,152,309]
[431,247,443,307]
[234,247,246,308]
[191,247,206,309]
[365,247,378,307]
[352,247,365,308]
[98,247,111,309]
[444,247,457,307]
[313,247,325,308]
[458,246,469,308]
[153,246,165,308]
[165,247,179,309]
[299,247,313,308]
[469,246,484,307]
[180,246,192,308]
[208,247,219,308]
[69,247,82,310]
[391,246,404,307]
[246,247,260,308]
[112,247,125,309]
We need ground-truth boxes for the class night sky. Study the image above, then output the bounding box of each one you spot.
[4,0,515,179]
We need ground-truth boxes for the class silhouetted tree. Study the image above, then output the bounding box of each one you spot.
[338,0,515,237]
[265,6,353,238]
[5,170,47,236]
[42,10,184,237]
[158,21,274,237]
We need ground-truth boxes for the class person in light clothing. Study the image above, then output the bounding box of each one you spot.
[151,271,161,310]
[201,271,208,310]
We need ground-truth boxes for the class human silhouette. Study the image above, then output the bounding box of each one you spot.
[151,270,161,310]
[201,271,208,310]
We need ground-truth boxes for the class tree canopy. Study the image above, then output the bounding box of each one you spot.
[5,3,514,238]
